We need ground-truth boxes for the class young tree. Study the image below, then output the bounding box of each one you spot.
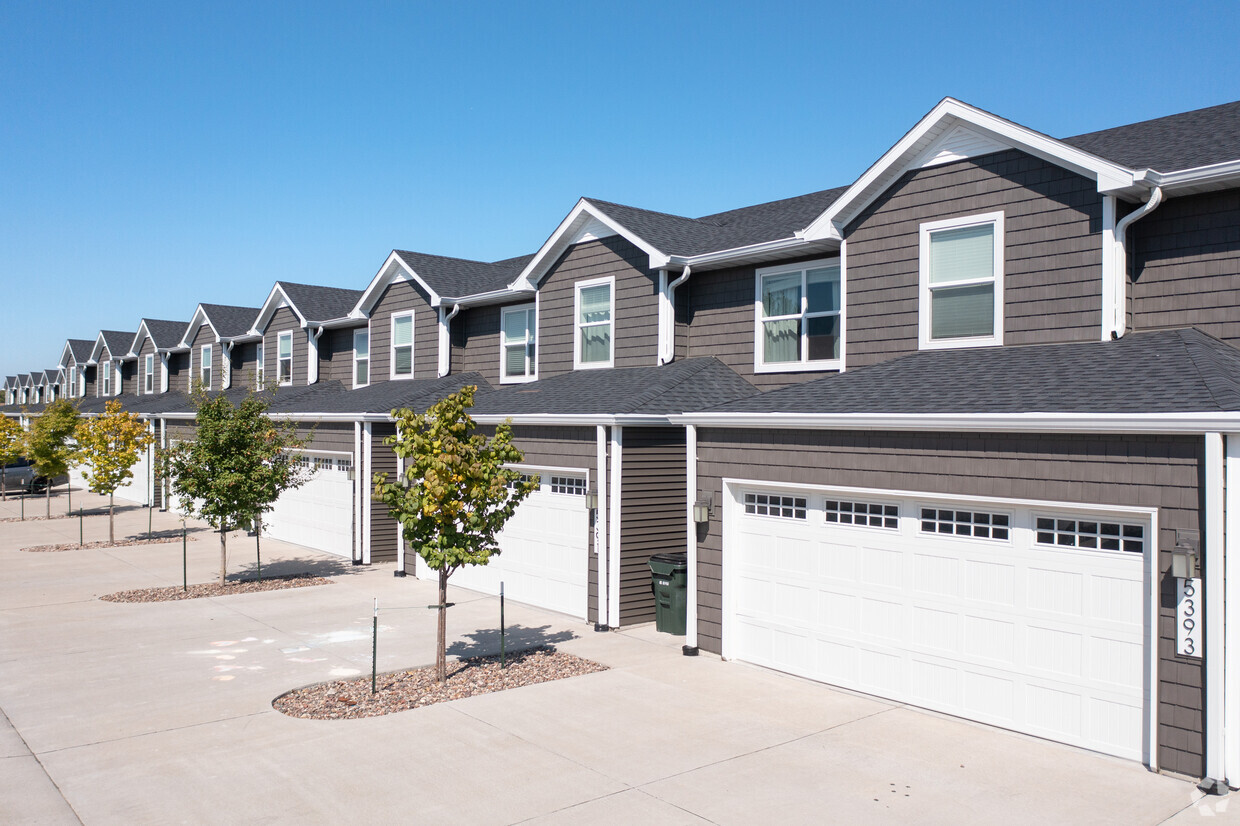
[0,415,23,501]
[374,385,538,682]
[25,400,79,518]
[159,388,310,586]
[75,401,155,543]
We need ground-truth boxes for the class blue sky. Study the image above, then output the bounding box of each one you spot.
[2,0,1239,378]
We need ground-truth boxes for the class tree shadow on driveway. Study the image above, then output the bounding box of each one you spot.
[447,624,577,659]
[230,556,368,581]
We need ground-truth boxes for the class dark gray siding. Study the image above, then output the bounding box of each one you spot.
[538,236,659,379]
[319,327,360,385]
[230,342,259,389]
[187,323,221,390]
[302,422,353,453]
[166,352,189,394]
[694,428,1203,777]
[1131,189,1240,342]
[369,280,439,382]
[369,422,398,563]
[619,427,686,626]
[136,337,160,395]
[451,304,503,385]
[263,308,308,386]
[843,149,1103,367]
[82,363,97,398]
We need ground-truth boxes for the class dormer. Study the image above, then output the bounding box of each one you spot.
[88,330,135,398]
[128,319,189,395]
[251,282,363,387]
[177,304,261,392]
[58,339,94,398]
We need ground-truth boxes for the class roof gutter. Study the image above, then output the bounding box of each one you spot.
[1111,185,1163,338]
[675,410,1240,435]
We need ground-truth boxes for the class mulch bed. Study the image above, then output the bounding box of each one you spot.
[1,513,81,523]
[23,536,197,552]
[100,573,331,603]
[274,647,608,720]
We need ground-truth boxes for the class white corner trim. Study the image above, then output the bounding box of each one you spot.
[595,425,609,627]
[917,211,1005,351]
[685,424,698,649]
[362,422,373,564]
[608,425,622,628]
[1224,435,1240,784]
[1205,433,1225,783]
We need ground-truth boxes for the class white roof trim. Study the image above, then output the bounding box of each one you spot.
[58,341,77,369]
[676,410,1240,435]
[353,251,444,317]
[177,305,221,349]
[87,332,111,365]
[252,283,308,334]
[511,199,671,291]
[127,322,155,358]
[1145,158,1240,190]
[801,97,1139,242]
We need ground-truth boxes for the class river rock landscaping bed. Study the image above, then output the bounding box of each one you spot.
[274,646,607,720]
[100,573,331,603]
[23,536,197,552]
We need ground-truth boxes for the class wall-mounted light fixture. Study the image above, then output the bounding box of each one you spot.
[585,487,598,511]
[346,468,356,482]
[693,494,714,525]
[1173,530,1200,579]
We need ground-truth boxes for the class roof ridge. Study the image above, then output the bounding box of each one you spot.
[625,358,714,412]
[586,197,723,228]
[394,249,511,269]
[1177,329,1240,412]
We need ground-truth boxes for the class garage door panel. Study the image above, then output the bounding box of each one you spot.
[727,485,1148,761]
[263,453,352,558]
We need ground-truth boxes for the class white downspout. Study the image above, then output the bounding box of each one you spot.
[438,304,461,378]
[659,266,691,365]
[1110,186,1163,339]
[308,326,324,384]
[222,342,233,389]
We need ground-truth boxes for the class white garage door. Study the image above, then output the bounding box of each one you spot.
[263,453,353,557]
[725,482,1150,761]
[417,468,590,620]
[113,446,151,505]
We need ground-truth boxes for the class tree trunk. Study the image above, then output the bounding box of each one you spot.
[108,494,114,544]
[436,568,448,682]
[219,528,228,587]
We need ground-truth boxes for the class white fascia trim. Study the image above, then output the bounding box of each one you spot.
[177,306,220,350]
[512,199,671,291]
[471,413,672,427]
[251,284,307,335]
[801,97,1137,242]
[87,333,110,365]
[354,251,443,318]
[440,287,535,309]
[1146,158,1240,191]
[124,326,151,359]
[675,411,1240,435]
[58,342,76,369]
[671,236,839,270]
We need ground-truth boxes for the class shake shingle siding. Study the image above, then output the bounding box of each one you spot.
[1131,189,1240,342]
[230,342,259,388]
[186,324,222,390]
[693,428,1204,777]
[137,337,160,395]
[264,308,308,387]
[451,304,503,385]
[167,353,189,394]
[844,149,1103,367]
[538,236,659,378]
[319,327,357,385]
[368,280,439,382]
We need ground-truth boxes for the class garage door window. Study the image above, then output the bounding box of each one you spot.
[550,475,586,495]
[920,507,1009,540]
[744,492,807,519]
[825,499,898,529]
[1035,517,1144,553]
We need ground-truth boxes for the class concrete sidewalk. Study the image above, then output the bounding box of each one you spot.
[0,488,1227,824]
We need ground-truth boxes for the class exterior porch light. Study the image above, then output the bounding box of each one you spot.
[346,468,356,481]
[693,495,713,525]
[585,487,598,510]
[1172,530,1200,579]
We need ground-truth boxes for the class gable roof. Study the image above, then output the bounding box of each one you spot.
[253,282,364,333]
[393,250,531,299]
[1061,100,1240,173]
[89,330,137,364]
[130,319,191,356]
[700,329,1240,417]
[60,338,94,368]
[200,304,260,339]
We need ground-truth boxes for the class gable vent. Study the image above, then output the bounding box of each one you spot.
[921,124,1009,168]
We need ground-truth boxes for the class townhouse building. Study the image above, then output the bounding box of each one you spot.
[4,96,1240,785]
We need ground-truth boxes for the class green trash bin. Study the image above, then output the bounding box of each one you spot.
[649,552,688,635]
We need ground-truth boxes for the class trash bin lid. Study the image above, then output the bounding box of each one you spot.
[649,552,687,567]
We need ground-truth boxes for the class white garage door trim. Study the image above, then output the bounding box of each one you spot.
[262,450,354,558]
[722,477,1159,767]
[414,463,590,621]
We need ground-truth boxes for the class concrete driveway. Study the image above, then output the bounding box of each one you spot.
[0,489,1228,824]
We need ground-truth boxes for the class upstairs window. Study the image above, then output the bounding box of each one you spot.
[501,304,536,382]
[278,332,293,385]
[68,367,77,398]
[353,328,370,388]
[755,259,842,372]
[144,355,154,394]
[101,361,111,396]
[391,312,414,378]
[256,339,265,388]
[201,344,212,389]
[575,278,613,368]
[919,212,1004,349]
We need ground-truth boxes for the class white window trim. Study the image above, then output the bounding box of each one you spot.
[201,344,212,390]
[573,275,615,370]
[390,311,415,380]
[918,211,1005,350]
[500,302,538,384]
[144,354,154,394]
[353,325,370,389]
[100,361,110,397]
[753,256,845,374]
[256,337,265,388]
[277,331,293,386]
[68,367,77,398]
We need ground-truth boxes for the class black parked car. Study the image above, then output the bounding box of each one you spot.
[1,459,68,494]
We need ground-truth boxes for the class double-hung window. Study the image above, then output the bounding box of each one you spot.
[201,344,212,389]
[574,277,613,369]
[278,332,293,385]
[144,355,154,394]
[755,259,842,371]
[353,328,370,388]
[391,312,414,378]
[101,361,111,396]
[255,339,265,388]
[919,212,1004,349]
[501,304,536,382]
[68,367,77,398]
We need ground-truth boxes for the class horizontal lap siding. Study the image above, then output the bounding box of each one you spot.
[82,363,97,398]
[230,342,259,390]
[538,237,658,379]
[452,304,503,385]
[619,427,686,626]
[137,338,160,396]
[694,428,1203,777]
[187,324,220,390]
[685,254,847,391]
[1131,190,1240,342]
[369,281,439,382]
[370,423,398,563]
[264,309,309,387]
[845,150,1103,367]
[166,352,189,394]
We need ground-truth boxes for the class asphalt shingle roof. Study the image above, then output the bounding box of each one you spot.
[198,305,260,338]
[1060,100,1240,172]
[139,320,191,350]
[101,331,135,359]
[276,282,364,323]
[707,329,1240,416]
[272,374,492,416]
[469,358,758,417]
[391,251,533,299]
[66,339,94,363]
